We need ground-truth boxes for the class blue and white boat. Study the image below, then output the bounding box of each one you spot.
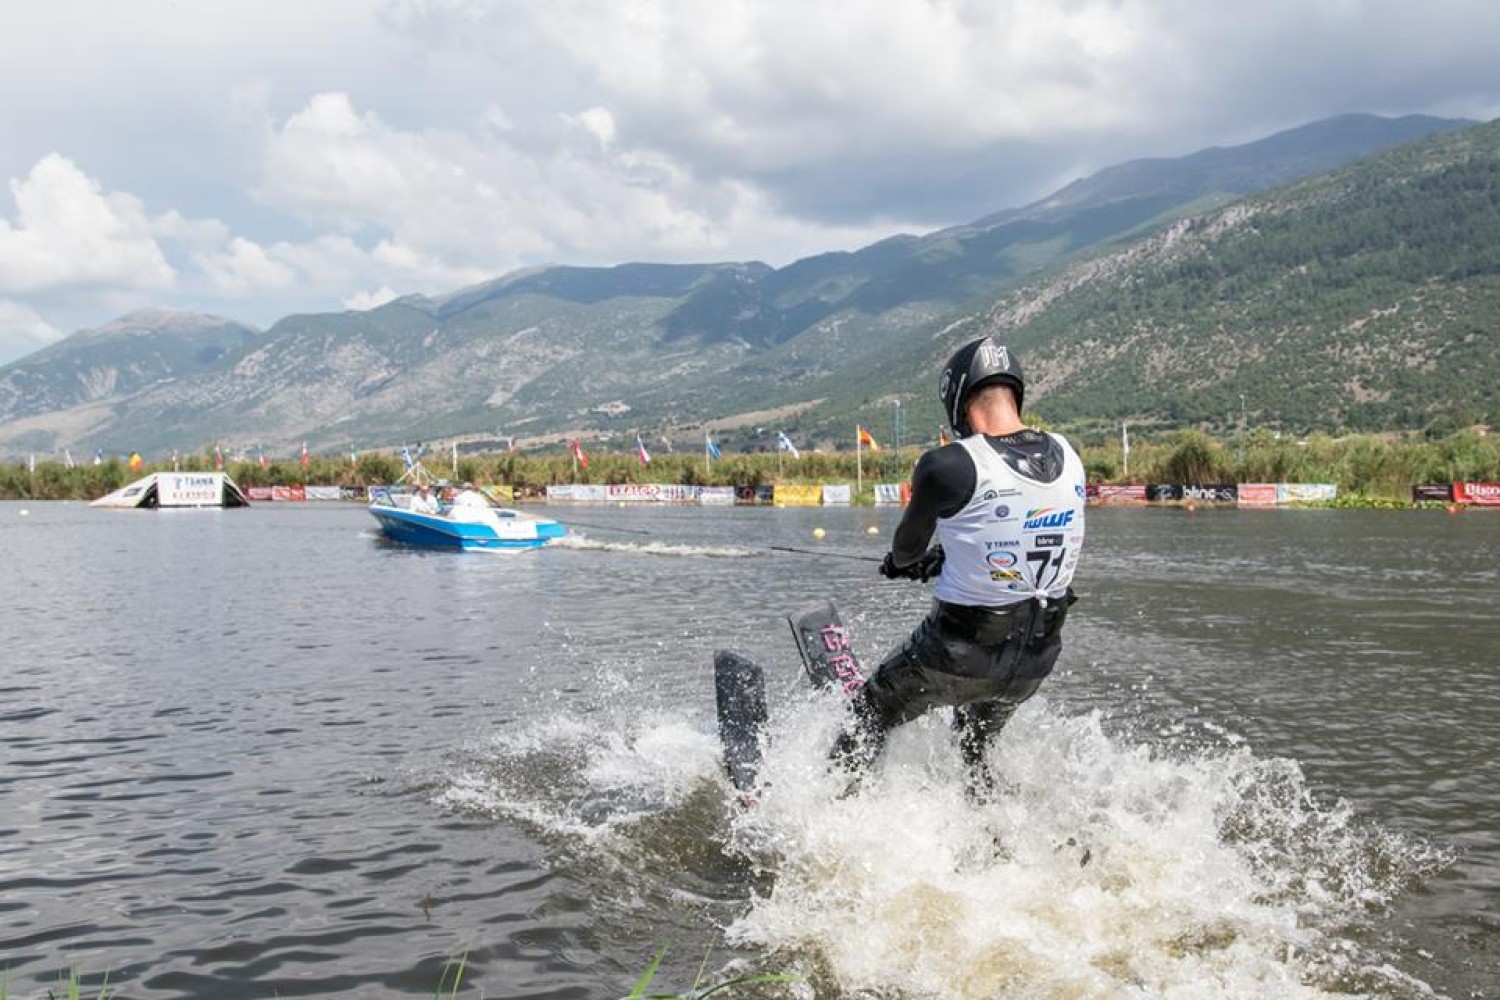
[367,487,567,551]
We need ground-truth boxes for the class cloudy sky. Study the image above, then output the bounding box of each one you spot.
[1,0,1497,364]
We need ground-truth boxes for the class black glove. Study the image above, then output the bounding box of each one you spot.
[879,546,944,582]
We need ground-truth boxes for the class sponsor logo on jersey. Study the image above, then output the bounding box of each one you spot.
[993,504,1014,520]
[1033,533,1064,548]
[977,487,1021,503]
[1075,483,1086,498]
[984,539,1019,549]
[989,568,1023,582]
[1024,507,1075,530]
[985,550,1018,570]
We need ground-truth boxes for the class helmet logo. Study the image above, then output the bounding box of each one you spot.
[977,341,1009,371]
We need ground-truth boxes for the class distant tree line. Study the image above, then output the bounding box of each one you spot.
[3,428,1498,502]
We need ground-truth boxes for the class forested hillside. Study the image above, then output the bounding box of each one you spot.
[984,121,1500,434]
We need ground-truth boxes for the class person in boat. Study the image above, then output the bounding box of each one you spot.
[449,482,488,512]
[831,336,1087,797]
[410,483,438,514]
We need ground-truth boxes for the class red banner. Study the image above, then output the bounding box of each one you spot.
[1454,482,1500,505]
[1093,484,1147,503]
[1237,483,1279,506]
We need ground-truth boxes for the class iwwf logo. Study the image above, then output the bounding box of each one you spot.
[1024,507,1075,530]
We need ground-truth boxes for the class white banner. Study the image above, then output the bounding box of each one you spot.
[547,484,608,503]
[606,483,700,503]
[873,483,904,506]
[1278,483,1338,503]
[698,486,735,505]
[157,473,223,507]
[822,483,852,505]
[305,486,342,501]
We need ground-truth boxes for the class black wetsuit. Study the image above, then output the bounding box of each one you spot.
[833,429,1079,790]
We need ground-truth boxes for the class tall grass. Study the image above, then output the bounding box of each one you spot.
[4,428,1498,502]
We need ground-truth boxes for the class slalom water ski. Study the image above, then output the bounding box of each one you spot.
[714,600,868,797]
[714,650,768,794]
[787,599,865,695]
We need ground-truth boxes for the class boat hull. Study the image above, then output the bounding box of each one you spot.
[368,504,566,551]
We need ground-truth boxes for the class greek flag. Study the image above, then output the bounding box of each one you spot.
[776,431,800,459]
[706,433,722,461]
[401,446,414,471]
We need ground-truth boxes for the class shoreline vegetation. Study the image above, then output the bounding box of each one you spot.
[2,428,1496,506]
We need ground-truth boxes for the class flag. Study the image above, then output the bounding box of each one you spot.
[301,441,310,474]
[64,449,74,469]
[636,434,651,465]
[705,432,722,461]
[259,447,267,469]
[857,425,880,451]
[571,439,589,469]
[28,453,35,474]
[1121,422,1130,460]
[172,449,180,471]
[349,445,358,467]
[129,452,144,471]
[401,446,414,471]
[776,431,800,459]
[93,450,102,466]
[660,435,674,453]
[213,445,222,471]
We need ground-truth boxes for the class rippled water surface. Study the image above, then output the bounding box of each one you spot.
[1,501,1496,998]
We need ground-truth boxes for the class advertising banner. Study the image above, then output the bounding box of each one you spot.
[1184,484,1239,503]
[1455,482,1500,505]
[873,483,906,506]
[1237,483,1279,506]
[547,484,607,503]
[1093,484,1147,503]
[736,485,775,505]
[1278,483,1337,503]
[157,473,223,507]
[484,484,515,503]
[340,487,367,501]
[698,486,736,505]
[305,486,342,501]
[1412,484,1452,502]
[775,483,823,507]
[246,486,274,501]
[1146,484,1183,502]
[822,483,852,505]
[605,483,699,503]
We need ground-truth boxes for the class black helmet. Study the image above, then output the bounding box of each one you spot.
[939,336,1025,437]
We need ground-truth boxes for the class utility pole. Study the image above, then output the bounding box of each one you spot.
[1239,394,1248,467]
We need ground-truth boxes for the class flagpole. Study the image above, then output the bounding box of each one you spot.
[856,425,863,498]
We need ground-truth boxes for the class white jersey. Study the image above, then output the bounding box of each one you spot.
[933,432,1087,608]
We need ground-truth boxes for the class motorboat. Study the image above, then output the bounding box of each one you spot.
[367,486,566,551]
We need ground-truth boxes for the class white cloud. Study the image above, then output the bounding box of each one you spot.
[0,299,63,364]
[0,154,176,294]
[342,285,399,312]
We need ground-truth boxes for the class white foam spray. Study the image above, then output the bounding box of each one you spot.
[436,692,1449,999]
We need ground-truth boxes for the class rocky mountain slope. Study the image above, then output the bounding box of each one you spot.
[0,113,1479,458]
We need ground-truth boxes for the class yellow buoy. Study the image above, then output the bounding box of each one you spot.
[812,528,826,539]
[866,525,879,535]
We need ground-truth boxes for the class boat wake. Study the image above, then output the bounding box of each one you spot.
[553,534,757,558]
[435,691,1452,999]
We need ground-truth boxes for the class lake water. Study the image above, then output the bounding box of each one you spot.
[1,500,1496,999]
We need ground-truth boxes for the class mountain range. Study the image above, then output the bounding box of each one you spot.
[0,111,1489,460]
